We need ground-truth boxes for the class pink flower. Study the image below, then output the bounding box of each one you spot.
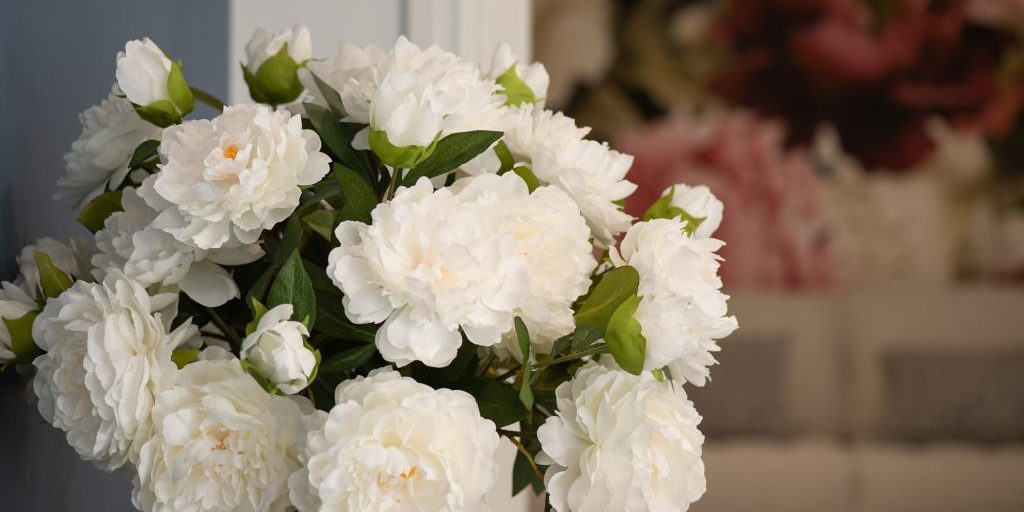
[618,108,836,289]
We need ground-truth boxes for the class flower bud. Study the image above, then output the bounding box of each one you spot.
[116,38,194,127]
[242,25,312,105]
[240,304,316,394]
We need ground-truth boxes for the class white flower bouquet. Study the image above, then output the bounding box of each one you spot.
[1,25,737,512]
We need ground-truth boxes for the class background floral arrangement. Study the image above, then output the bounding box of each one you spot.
[538,0,1024,287]
[0,25,738,512]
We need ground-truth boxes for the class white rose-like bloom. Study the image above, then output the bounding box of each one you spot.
[31,272,195,470]
[460,105,636,246]
[93,185,260,307]
[240,304,315,395]
[453,173,596,357]
[612,219,738,385]
[132,359,304,512]
[56,92,162,206]
[304,42,388,123]
[144,103,330,249]
[0,283,36,362]
[15,237,93,295]
[116,38,173,106]
[537,362,707,512]
[288,368,499,511]
[371,36,509,148]
[245,24,313,71]
[328,177,526,367]
[488,42,550,103]
[662,184,724,239]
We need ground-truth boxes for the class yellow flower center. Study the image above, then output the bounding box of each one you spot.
[223,144,239,160]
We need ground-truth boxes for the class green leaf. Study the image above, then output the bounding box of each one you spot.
[314,293,377,343]
[249,43,304,105]
[605,295,646,375]
[170,348,199,369]
[270,216,303,267]
[402,130,504,185]
[134,99,181,127]
[512,165,540,192]
[304,260,341,297]
[462,378,528,428]
[495,65,537,107]
[642,186,705,236]
[574,266,640,331]
[268,250,316,328]
[128,139,161,168]
[77,190,123,233]
[303,210,339,242]
[3,310,39,361]
[166,60,194,116]
[512,450,544,496]
[552,324,605,356]
[514,317,534,410]
[369,129,432,169]
[319,343,376,374]
[310,72,346,117]
[333,164,376,223]
[245,297,269,335]
[416,341,476,386]
[33,252,73,299]
[303,103,377,180]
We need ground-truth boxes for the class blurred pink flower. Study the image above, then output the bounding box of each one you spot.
[618,108,837,289]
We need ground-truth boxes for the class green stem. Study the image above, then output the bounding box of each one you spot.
[206,307,242,349]
[533,344,607,372]
[503,432,545,481]
[495,365,521,382]
[190,86,226,111]
[385,168,404,200]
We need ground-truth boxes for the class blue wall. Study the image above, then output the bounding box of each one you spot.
[0,2,228,510]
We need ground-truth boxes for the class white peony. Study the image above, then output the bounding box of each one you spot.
[611,219,738,385]
[143,103,330,249]
[288,368,499,511]
[328,177,526,368]
[453,173,596,357]
[31,272,195,470]
[660,184,724,239]
[15,237,93,296]
[370,36,509,149]
[116,38,173,107]
[240,304,316,395]
[488,42,550,104]
[460,105,636,246]
[0,283,37,362]
[132,359,305,512]
[245,24,313,71]
[56,92,162,206]
[304,42,388,123]
[93,185,260,307]
[537,362,707,512]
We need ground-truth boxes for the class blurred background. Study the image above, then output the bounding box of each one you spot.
[2,0,1023,510]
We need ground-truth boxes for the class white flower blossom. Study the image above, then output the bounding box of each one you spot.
[15,237,93,296]
[115,38,173,107]
[143,103,330,249]
[371,36,510,148]
[303,42,388,123]
[245,24,312,71]
[31,272,195,469]
[327,177,526,367]
[661,184,724,238]
[288,368,499,511]
[56,92,162,206]
[132,359,305,512]
[240,304,315,395]
[537,362,706,512]
[93,185,260,307]
[453,173,596,357]
[0,283,36,362]
[611,219,738,385]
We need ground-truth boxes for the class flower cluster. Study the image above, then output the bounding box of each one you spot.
[3,27,738,512]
